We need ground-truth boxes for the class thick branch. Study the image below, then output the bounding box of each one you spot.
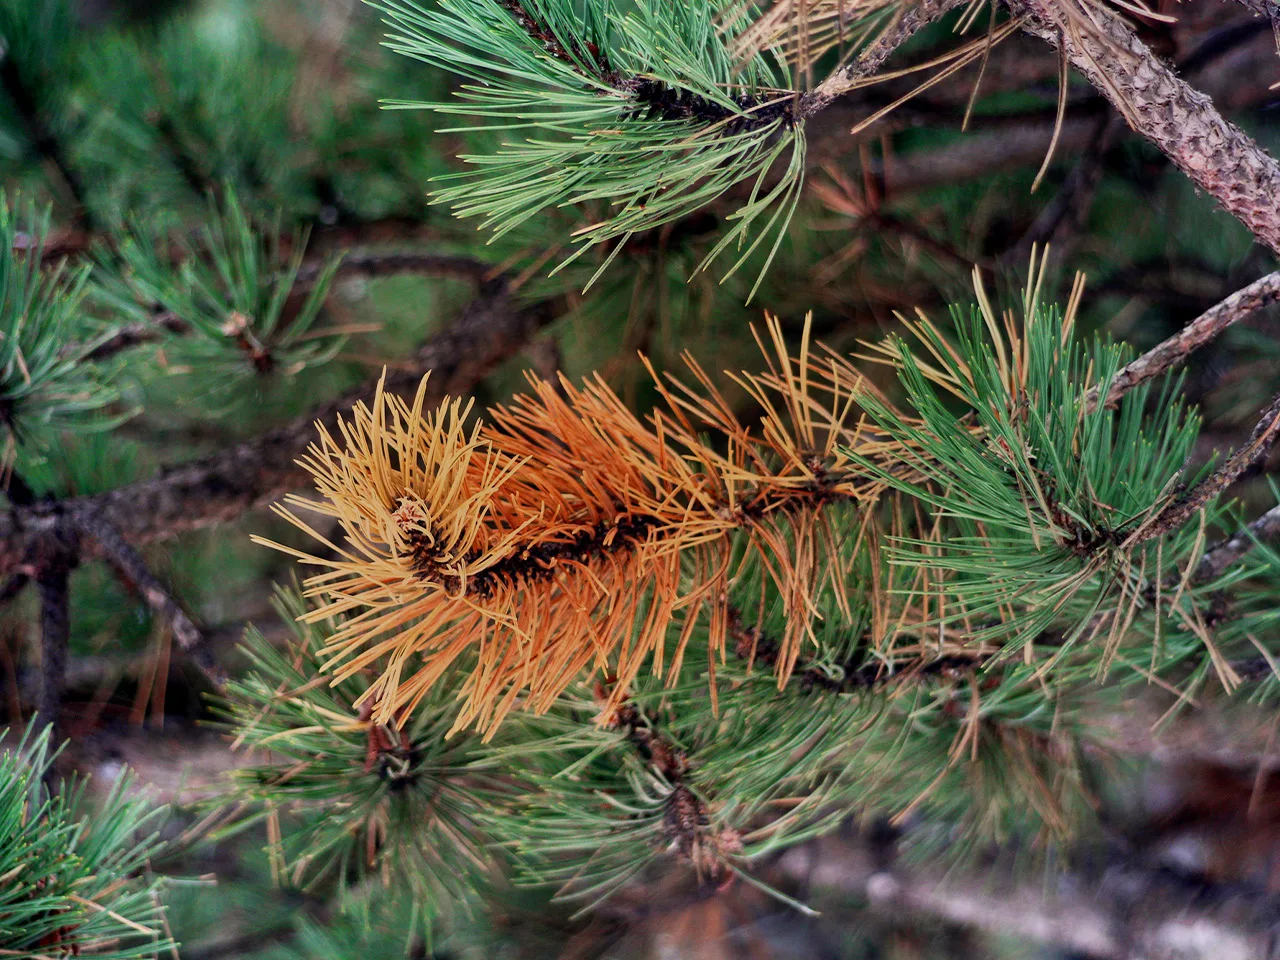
[34,524,77,736]
[1196,502,1280,581]
[1008,0,1280,254]
[1086,271,1280,411]
[293,250,494,287]
[0,286,557,578]
[69,507,226,686]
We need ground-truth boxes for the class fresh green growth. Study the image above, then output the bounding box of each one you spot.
[372,0,806,295]
[214,589,505,940]
[846,280,1211,678]
[93,188,346,394]
[0,722,172,959]
[0,198,122,452]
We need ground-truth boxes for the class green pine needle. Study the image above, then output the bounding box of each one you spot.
[370,0,805,300]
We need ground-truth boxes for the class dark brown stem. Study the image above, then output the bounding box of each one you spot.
[72,507,203,651]
[76,311,191,363]
[34,524,78,736]
[730,607,988,694]
[498,0,608,75]
[1129,393,1280,545]
[1007,0,1280,254]
[1086,272,1280,412]
[294,250,494,287]
[0,286,558,578]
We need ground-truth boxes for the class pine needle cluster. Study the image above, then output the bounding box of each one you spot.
[0,197,122,457]
[372,0,814,295]
[213,589,503,937]
[0,725,172,959]
[262,256,1280,747]
[258,317,916,735]
[232,266,1280,925]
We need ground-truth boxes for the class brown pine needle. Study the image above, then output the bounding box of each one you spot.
[259,317,907,737]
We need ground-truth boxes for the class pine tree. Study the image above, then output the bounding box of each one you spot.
[2,1,1280,958]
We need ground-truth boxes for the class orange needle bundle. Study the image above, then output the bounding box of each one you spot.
[258,318,903,736]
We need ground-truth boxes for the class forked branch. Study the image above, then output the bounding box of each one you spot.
[799,0,970,117]
[1129,392,1280,544]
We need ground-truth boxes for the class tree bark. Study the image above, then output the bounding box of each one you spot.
[1008,0,1280,255]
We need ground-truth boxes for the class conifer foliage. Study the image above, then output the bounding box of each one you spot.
[2,0,1280,956]
[0,726,171,958]
[256,317,900,734]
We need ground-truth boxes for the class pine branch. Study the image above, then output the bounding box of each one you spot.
[1196,502,1280,581]
[1007,0,1280,254]
[70,506,225,687]
[1130,392,1280,544]
[75,309,190,362]
[799,0,970,117]
[0,285,556,578]
[376,0,809,297]
[1086,271,1280,412]
[729,606,987,693]
[294,250,494,286]
[33,522,78,737]
[258,315,884,731]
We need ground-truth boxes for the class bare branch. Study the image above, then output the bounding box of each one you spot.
[71,511,197,654]
[1130,393,1280,545]
[1196,502,1280,581]
[294,250,495,287]
[800,0,970,117]
[1086,271,1280,411]
[76,311,191,363]
[72,506,230,689]
[1008,0,1280,254]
